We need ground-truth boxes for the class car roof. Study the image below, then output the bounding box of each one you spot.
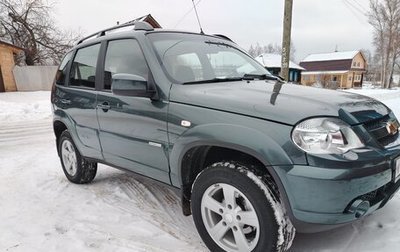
[73,21,234,49]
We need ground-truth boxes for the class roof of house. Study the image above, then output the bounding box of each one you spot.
[301,50,360,62]
[134,14,162,28]
[0,40,24,53]
[299,50,365,72]
[255,53,305,70]
[301,70,348,75]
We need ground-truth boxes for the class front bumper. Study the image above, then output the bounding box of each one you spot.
[274,149,400,232]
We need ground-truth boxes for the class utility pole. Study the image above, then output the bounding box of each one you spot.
[280,0,293,81]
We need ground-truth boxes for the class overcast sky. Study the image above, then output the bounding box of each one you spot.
[55,0,373,62]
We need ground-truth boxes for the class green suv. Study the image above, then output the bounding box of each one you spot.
[51,21,400,252]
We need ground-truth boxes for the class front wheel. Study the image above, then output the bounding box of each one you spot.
[58,130,97,184]
[191,162,295,252]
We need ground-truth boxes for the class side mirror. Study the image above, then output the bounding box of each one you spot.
[111,73,156,98]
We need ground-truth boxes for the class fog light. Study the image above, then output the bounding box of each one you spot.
[347,199,370,218]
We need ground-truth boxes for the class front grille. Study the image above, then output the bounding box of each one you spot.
[352,184,387,209]
[360,190,378,202]
[363,115,399,147]
[363,115,390,131]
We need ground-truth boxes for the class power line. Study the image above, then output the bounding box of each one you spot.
[353,0,369,13]
[342,0,367,24]
[173,0,203,28]
[345,0,367,15]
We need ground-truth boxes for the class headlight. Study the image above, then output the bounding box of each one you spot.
[292,117,364,154]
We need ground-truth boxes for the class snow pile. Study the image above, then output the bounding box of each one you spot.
[346,88,400,118]
[0,91,52,122]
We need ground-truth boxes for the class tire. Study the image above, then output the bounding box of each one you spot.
[58,130,97,184]
[191,161,295,252]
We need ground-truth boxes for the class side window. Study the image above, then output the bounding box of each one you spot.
[56,51,73,86]
[103,39,149,90]
[69,44,100,89]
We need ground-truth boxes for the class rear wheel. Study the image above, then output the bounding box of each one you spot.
[59,130,97,184]
[191,161,295,252]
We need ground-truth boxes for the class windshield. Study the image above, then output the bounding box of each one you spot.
[147,33,273,84]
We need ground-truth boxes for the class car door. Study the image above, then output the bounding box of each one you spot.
[53,44,103,160]
[96,39,170,184]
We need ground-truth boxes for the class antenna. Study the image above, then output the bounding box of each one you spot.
[191,0,204,34]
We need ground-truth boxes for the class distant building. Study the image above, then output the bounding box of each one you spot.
[132,14,162,28]
[300,50,367,89]
[255,53,304,83]
[0,40,24,92]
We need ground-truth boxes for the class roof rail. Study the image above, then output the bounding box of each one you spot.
[77,21,154,45]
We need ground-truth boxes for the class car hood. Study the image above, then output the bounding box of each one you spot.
[169,81,390,125]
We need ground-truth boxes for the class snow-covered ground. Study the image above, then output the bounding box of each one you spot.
[0,89,399,251]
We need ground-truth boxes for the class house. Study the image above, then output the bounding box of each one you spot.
[300,50,367,89]
[255,53,304,83]
[0,40,24,92]
[131,14,162,28]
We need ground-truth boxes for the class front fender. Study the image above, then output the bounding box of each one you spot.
[169,123,294,187]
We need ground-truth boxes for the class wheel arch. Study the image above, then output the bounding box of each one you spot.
[53,119,68,155]
[169,124,294,217]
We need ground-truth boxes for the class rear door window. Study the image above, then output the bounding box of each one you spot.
[56,51,73,86]
[69,44,100,89]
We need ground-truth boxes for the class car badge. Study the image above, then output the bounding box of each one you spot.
[386,120,400,135]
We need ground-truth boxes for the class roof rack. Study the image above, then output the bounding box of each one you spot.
[77,21,154,45]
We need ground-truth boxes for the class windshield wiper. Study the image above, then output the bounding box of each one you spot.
[182,74,284,84]
[183,77,243,85]
[205,41,233,47]
[242,74,284,82]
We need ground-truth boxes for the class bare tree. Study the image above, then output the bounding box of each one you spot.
[368,0,400,88]
[0,0,80,65]
[318,74,338,90]
[362,48,381,84]
[248,42,296,61]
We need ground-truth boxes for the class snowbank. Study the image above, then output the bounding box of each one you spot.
[346,88,400,118]
[0,91,52,122]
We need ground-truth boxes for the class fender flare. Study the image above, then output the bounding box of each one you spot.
[169,123,293,186]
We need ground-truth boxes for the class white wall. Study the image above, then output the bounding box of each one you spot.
[13,66,58,91]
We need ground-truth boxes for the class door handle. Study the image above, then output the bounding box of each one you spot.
[97,102,111,112]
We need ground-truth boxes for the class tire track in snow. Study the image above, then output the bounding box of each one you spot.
[0,116,205,250]
[0,119,53,144]
[91,172,205,250]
